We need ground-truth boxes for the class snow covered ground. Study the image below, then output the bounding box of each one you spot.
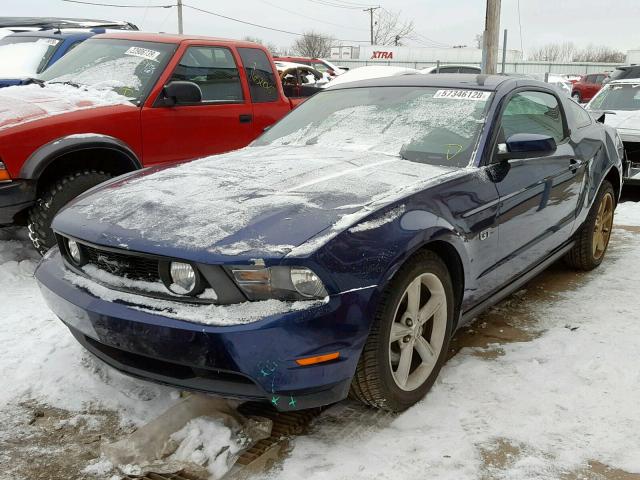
[1,200,639,479]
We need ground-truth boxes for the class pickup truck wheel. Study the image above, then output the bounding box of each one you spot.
[565,180,615,271]
[350,250,455,412]
[572,91,582,103]
[28,170,112,255]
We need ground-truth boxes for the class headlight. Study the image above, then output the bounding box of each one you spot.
[168,261,199,295]
[67,239,81,264]
[290,267,326,298]
[231,266,327,301]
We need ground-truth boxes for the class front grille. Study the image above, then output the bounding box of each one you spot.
[81,243,161,282]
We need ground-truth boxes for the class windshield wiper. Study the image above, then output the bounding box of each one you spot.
[23,77,45,88]
[49,81,82,88]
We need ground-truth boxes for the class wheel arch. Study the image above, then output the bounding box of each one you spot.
[20,134,142,191]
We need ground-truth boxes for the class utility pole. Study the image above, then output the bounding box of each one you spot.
[481,0,501,74]
[177,0,183,34]
[501,29,508,73]
[363,6,380,45]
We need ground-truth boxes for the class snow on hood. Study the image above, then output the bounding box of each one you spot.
[56,145,456,259]
[600,109,640,131]
[0,83,133,130]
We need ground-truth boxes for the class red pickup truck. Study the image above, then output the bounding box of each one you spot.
[0,32,307,252]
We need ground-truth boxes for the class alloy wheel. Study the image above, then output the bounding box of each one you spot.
[593,191,614,260]
[388,273,448,391]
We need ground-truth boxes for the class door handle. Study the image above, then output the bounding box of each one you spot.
[239,114,252,123]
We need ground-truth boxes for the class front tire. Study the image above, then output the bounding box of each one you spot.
[350,250,455,412]
[565,180,615,270]
[28,170,112,255]
[572,91,582,103]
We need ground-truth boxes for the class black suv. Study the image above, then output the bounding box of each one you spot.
[607,65,640,82]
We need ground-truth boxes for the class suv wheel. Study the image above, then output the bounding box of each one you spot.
[565,180,615,270]
[572,91,582,103]
[350,250,455,412]
[28,170,112,255]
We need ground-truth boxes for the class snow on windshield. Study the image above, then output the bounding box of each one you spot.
[0,41,50,77]
[46,56,148,97]
[260,88,490,166]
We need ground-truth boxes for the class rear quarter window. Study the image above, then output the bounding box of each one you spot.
[237,47,279,103]
[566,100,592,128]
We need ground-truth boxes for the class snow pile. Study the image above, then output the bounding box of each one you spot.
[349,205,406,233]
[168,416,242,478]
[273,206,640,479]
[0,83,133,130]
[0,228,176,424]
[614,200,640,226]
[0,41,51,77]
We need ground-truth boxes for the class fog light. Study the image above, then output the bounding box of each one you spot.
[290,267,327,298]
[169,262,197,294]
[67,239,81,264]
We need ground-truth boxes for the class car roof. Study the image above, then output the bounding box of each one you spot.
[6,29,94,39]
[607,79,640,85]
[327,73,520,91]
[94,31,266,47]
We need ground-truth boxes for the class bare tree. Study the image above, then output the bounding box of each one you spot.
[528,42,576,62]
[573,45,625,63]
[242,36,279,55]
[292,31,334,58]
[373,10,414,46]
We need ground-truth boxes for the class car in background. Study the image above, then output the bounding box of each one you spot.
[421,65,481,74]
[0,33,305,253]
[37,74,622,413]
[546,74,574,98]
[606,65,640,83]
[0,30,98,87]
[586,79,640,184]
[275,61,327,99]
[0,16,138,32]
[274,56,345,77]
[326,66,418,88]
[571,73,607,103]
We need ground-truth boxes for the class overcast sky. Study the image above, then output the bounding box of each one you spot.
[4,0,640,54]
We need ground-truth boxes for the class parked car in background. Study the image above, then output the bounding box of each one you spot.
[0,16,138,32]
[586,79,640,184]
[0,30,97,87]
[275,61,327,99]
[36,74,622,413]
[571,73,607,103]
[606,65,640,83]
[421,65,481,74]
[274,56,345,77]
[0,32,308,253]
[327,65,418,88]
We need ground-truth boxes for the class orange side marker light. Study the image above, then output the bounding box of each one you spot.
[295,352,340,366]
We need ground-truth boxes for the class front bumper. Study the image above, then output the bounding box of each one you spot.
[0,180,36,225]
[35,250,377,411]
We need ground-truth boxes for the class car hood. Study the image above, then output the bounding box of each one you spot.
[599,109,640,131]
[0,83,133,130]
[54,145,458,262]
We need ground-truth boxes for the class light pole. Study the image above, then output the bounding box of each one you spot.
[177,0,183,34]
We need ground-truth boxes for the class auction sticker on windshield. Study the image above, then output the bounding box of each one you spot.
[36,38,60,46]
[124,46,161,61]
[434,89,491,101]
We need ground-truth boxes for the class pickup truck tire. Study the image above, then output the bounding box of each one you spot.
[565,180,615,271]
[350,250,454,412]
[572,91,582,103]
[28,170,112,255]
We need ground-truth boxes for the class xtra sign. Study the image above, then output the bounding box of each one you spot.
[371,51,394,59]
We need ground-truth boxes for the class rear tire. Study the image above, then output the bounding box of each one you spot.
[572,91,582,103]
[565,180,615,270]
[28,170,112,255]
[350,250,455,412]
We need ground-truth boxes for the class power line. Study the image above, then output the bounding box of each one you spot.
[307,0,368,10]
[61,0,173,7]
[260,0,368,32]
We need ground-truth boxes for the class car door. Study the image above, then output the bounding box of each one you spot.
[236,47,292,134]
[490,89,584,282]
[141,45,255,165]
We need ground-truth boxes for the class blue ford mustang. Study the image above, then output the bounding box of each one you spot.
[36,74,623,412]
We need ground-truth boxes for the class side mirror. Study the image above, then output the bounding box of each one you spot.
[163,80,202,105]
[496,133,557,161]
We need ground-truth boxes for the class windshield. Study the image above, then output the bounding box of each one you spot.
[0,36,61,76]
[39,38,176,102]
[254,86,493,168]
[589,83,640,111]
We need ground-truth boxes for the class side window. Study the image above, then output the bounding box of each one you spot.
[585,75,595,84]
[595,74,606,85]
[460,67,480,74]
[170,46,243,103]
[566,100,592,128]
[237,47,279,103]
[312,61,329,73]
[500,91,565,143]
[438,66,459,73]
